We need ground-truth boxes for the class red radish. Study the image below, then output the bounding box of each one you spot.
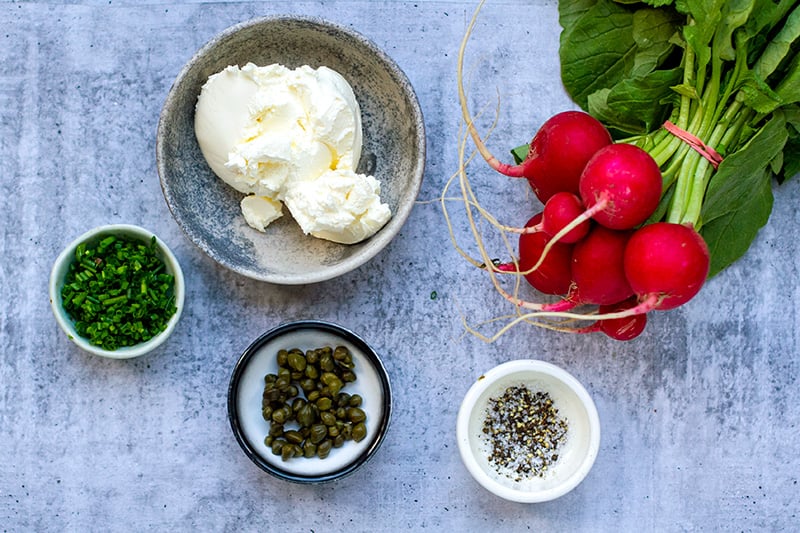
[598,298,647,340]
[459,99,612,202]
[569,226,633,306]
[541,192,591,243]
[526,143,663,275]
[624,222,710,311]
[510,111,614,202]
[506,213,574,296]
[578,143,663,230]
[575,297,647,340]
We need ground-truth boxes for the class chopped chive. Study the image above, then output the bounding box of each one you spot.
[102,295,128,307]
[60,234,177,350]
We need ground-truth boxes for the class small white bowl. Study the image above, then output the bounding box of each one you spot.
[456,360,600,503]
[49,224,185,359]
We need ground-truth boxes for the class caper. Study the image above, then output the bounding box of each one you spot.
[297,403,316,427]
[292,397,306,413]
[317,439,333,459]
[263,388,283,403]
[320,411,337,426]
[276,349,289,367]
[288,352,307,372]
[274,376,290,391]
[316,397,333,411]
[297,378,313,394]
[261,344,364,463]
[281,443,296,462]
[310,424,328,444]
[305,365,319,380]
[272,406,290,425]
[320,353,334,372]
[352,422,367,442]
[342,353,354,368]
[271,438,287,456]
[303,441,317,458]
[335,393,350,407]
[321,373,343,395]
[287,349,301,360]
[347,407,367,424]
[284,430,304,445]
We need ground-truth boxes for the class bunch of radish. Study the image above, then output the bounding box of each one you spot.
[474,111,711,341]
[448,1,725,342]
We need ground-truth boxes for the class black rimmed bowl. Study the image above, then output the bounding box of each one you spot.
[227,320,392,483]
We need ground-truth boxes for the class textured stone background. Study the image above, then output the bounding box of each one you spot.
[2,1,799,531]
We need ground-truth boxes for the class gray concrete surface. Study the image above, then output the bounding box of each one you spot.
[2,1,799,531]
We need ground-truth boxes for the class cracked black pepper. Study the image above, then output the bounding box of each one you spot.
[481,385,568,481]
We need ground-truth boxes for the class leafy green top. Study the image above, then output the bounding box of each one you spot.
[558,0,800,276]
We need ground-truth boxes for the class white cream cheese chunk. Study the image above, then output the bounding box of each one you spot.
[284,169,392,245]
[240,195,283,232]
[194,62,390,244]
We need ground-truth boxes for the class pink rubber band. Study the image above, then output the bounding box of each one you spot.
[663,121,723,170]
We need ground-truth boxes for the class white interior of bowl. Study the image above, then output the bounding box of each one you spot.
[457,360,600,503]
[234,327,387,477]
[49,224,185,359]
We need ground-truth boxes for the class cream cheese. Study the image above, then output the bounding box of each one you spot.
[240,195,283,233]
[284,169,391,245]
[194,62,390,243]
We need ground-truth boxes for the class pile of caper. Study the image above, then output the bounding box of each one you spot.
[262,345,368,461]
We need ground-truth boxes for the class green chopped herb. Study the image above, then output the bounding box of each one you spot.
[60,234,177,350]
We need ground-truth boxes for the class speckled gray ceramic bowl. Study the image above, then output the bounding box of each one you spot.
[156,16,425,284]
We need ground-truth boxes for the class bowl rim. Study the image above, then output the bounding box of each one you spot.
[48,223,185,359]
[156,14,426,285]
[227,319,393,483]
[456,359,600,503]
